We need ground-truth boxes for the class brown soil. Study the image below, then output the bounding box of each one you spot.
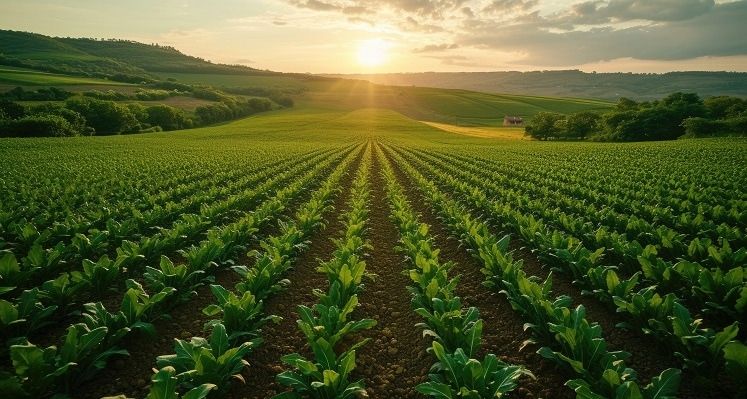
[228,150,364,399]
[350,150,434,399]
[71,152,355,399]
[384,147,573,399]
[384,146,735,399]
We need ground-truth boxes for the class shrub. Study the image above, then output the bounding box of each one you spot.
[0,114,78,137]
[65,97,140,134]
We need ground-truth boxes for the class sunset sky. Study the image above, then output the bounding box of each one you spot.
[2,0,746,74]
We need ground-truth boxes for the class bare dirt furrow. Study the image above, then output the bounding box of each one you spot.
[389,146,731,398]
[384,147,573,399]
[74,151,354,399]
[353,148,433,399]
[231,151,364,399]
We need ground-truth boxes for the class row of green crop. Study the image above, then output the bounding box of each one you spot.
[424,150,745,268]
[445,150,746,239]
[3,148,332,283]
[273,144,375,398]
[386,144,683,399]
[139,143,361,398]
[0,148,281,237]
[378,145,531,398]
[0,147,343,307]
[389,144,747,396]
[403,147,747,331]
[3,148,318,254]
[0,148,358,397]
[451,143,746,223]
[0,145,350,376]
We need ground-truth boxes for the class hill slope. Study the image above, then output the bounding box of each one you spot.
[332,70,747,101]
[0,30,271,80]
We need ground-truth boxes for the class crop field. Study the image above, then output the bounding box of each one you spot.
[0,107,746,399]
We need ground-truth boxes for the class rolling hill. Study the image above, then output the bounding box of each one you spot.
[0,30,274,81]
[331,70,747,101]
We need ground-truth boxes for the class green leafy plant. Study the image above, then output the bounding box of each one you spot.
[145,366,216,399]
[144,256,206,305]
[415,297,482,358]
[296,296,375,347]
[274,337,366,399]
[202,284,279,343]
[156,323,255,393]
[417,341,531,399]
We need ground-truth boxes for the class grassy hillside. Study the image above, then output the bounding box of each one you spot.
[0,30,273,80]
[334,70,747,101]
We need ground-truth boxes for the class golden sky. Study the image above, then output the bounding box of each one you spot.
[2,0,746,73]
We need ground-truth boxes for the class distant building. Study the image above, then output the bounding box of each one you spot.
[503,116,523,126]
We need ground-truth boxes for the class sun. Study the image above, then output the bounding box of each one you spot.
[357,39,389,67]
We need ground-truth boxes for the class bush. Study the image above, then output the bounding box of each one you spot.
[146,104,192,130]
[0,100,27,119]
[525,112,566,140]
[0,114,79,137]
[683,116,747,137]
[1,87,72,101]
[65,97,140,134]
[29,103,88,134]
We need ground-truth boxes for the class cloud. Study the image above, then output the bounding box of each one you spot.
[483,0,538,14]
[558,0,715,25]
[282,0,747,67]
[459,1,747,65]
[413,43,459,52]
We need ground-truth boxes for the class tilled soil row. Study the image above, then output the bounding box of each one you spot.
[384,148,572,399]
[228,150,365,399]
[387,146,733,399]
[353,151,433,399]
[74,151,358,399]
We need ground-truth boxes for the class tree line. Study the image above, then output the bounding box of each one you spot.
[525,93,747,141]
[0,95,274,138]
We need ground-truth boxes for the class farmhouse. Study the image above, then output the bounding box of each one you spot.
[503,116,524,126]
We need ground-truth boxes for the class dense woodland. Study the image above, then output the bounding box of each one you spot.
[525,93,747,141]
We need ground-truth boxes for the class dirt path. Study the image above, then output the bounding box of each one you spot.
[352,149,433,399]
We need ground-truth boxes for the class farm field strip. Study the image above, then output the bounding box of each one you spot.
[383,143,683,399]
[0,146,352,366]
[73,145,363,399]
[428,150,746,252]
[3,147,333,266]
[142,144,362,398]
[0,146,344,309]
[385,143,746,396]
[378,144,531,398]
[2,145,362,398]
[400,147,747,330]
[271,144,375,397]
[448,147,747,227]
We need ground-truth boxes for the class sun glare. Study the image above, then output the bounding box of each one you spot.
[357,39,389,67]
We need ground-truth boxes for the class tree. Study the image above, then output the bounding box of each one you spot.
[565,112,601,138]
[704,96,747,119]
[65,97,140,134]
[0,114,78,137]
[525,112,566,140]
[0,100,26,119]
[146,104,191,131]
